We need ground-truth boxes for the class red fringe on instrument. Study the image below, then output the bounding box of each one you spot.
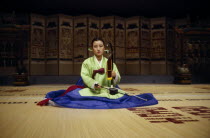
[37,85,84,106]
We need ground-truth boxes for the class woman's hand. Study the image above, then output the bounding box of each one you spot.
[112,71,116,78]
[94,84,101,89]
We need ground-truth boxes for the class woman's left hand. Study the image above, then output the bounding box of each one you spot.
[112,71,116,78]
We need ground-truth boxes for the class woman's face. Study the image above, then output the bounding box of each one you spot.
[92,40,105,57]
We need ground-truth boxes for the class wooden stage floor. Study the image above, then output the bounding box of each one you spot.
[0,84,210,138]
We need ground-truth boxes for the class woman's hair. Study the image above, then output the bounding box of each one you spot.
[91,37,105,46]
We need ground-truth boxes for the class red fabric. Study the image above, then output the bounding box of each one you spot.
[37,85,84,106]
[60,85,84,96]
[92,68,105,78]
[37,98,52,106]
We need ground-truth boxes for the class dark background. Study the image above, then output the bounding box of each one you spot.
[0,0,209,18]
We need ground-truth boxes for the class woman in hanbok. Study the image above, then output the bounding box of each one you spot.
[37,38,158,109]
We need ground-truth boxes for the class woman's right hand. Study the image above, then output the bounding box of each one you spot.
[94,84,101,89]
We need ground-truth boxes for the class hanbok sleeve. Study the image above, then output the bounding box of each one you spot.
[113,63,121,86]
[81,61,98,89]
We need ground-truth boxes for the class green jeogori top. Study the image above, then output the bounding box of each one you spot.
[79,56,126,99]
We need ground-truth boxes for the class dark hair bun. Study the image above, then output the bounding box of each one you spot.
[91,37,105,46]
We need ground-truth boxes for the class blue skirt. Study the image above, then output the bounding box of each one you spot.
[45,78,158,109]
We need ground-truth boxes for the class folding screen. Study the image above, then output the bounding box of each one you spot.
[150,17,167,75]
[140,17,151,75]
[59,14,73,75]
[73,15,88,75]
[30,14,46,75]
[125,17,140,75]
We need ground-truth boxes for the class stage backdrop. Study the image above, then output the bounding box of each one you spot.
[30,14,46,75]
[140,17,151,75]
[125,16,140,75]
[59,14,74,75]
[0,13,186,76]
[150,17,167,75]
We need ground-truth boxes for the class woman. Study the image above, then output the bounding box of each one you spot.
[79,38,125,99]
[37,38,158,109]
